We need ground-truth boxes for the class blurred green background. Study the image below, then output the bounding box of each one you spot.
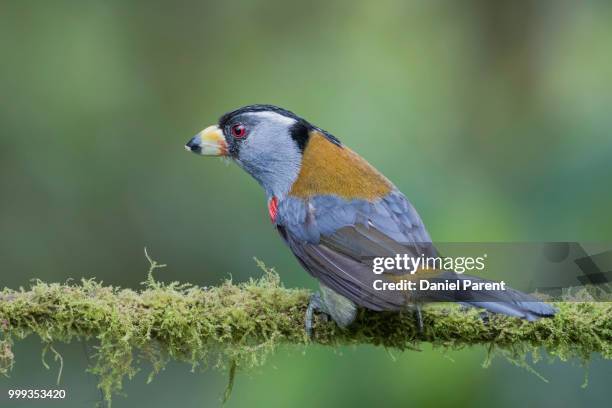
[1,0,611,406]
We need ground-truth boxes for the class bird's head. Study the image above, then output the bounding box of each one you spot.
[185,105,340,198]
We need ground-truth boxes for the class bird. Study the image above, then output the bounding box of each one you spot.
[185,104,556,335]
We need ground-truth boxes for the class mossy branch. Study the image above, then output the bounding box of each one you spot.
[0,260,611,404]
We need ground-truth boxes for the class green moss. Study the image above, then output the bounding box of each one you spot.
[0,260,610,405]
[0,339,13,377]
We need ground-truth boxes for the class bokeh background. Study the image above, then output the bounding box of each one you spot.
[1,0,611,406]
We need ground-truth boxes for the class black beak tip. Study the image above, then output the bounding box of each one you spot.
[185,138,202,154]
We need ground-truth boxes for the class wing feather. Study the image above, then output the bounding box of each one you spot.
[277,190,434,310]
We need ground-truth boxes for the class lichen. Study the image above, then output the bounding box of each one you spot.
[0,260,610,406]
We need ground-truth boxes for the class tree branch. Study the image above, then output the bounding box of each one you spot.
[1,264,610,403]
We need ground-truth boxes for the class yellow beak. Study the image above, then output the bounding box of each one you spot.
[185,125,228,156]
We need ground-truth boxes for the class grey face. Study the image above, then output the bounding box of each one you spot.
[220,110,304,198]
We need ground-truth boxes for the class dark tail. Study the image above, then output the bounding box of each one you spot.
[429,272,557,321]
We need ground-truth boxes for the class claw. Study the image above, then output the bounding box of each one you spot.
[414,304,423,334]
[459,304,490,324]
[305,292,325,339]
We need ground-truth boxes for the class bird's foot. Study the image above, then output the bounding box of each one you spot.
[414,304,424,335]
[305,292,329,339]
[478,310,491,324]
[459,304,490,324]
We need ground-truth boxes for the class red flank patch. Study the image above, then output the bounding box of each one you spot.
[268,196,278,223]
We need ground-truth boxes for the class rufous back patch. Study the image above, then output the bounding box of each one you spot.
[289,132,393,200]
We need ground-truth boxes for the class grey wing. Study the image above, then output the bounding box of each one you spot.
[277,190,437,311]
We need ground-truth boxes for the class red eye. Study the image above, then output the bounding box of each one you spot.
[231,123,247,138]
